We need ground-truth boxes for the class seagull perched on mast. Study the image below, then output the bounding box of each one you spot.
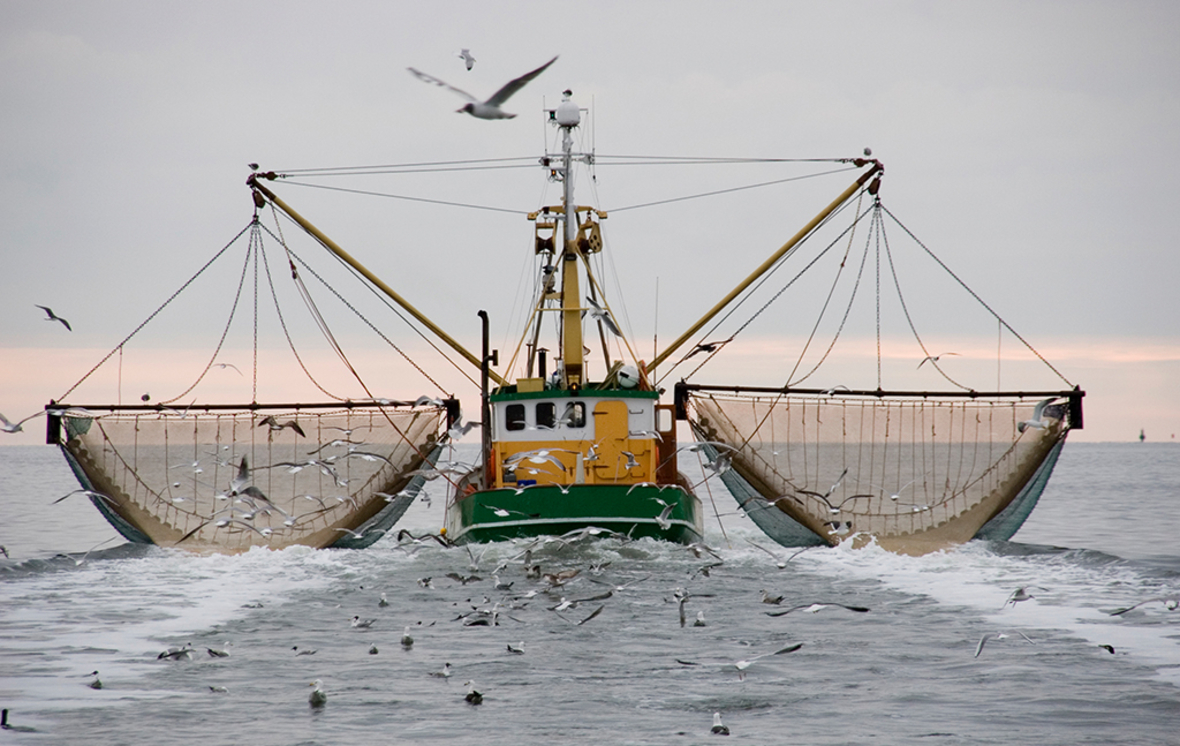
[408,55,557,120]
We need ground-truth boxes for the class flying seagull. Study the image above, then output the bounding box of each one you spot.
[458,48,475,70]
[35,305,71,331]
[258,415,305,438]
[1003,586,1047,608]
[0,411,40,434]
[585,295,622,337]
[1109,594,1180,616]
[408,55,557,120]
[917,352,958,369]
[974,630,1035,657]
[1018,398,1060,433]
[734,643,803,678]
[765,602,870,617]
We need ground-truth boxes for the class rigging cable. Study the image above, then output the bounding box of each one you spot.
[879,203,972,391]
[783,187,871,388]
[264,207,479,391]
[160,227,255,406]
[880,204,1074,388]
[262,211,458,477]
[255,223,349,401]
[278,180,528,215]
[607,167,858,214]
[56,221,254,404]
[656,193,871,385]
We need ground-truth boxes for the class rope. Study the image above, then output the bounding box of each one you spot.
[785,191,872,387]
[160,227,255,405]
[879,204,1073,387]
[259,214,455,481]
[659,196,872,384]
[879,205,972,391]
[264,210,479,391]
[256,223,347,401]
[278,180,528,215]
[56,222,253,403]
[608,167,858,213]
[275,156,538,175]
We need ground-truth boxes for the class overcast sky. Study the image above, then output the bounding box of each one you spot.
[2,1,1178,443]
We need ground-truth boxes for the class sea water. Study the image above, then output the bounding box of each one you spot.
[1,442,1177,745]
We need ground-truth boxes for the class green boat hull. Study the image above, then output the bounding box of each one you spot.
[445,483,704,545]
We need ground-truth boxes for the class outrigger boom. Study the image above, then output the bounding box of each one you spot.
[247,174,508,387]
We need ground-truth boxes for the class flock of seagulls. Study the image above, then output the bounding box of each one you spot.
[14,521,1172,737]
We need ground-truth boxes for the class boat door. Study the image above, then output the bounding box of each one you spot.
[592,400,650,481]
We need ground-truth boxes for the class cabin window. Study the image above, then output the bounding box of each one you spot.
[656,407,673,432]
[560,401,586,428]
[536,402,556,430]
[506,404,526,431]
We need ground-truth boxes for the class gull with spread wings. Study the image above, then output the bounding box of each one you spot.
[408,56,557,120]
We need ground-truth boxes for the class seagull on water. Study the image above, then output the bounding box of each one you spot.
[430,662,453,678]
[308,679,327,707]
[507,642,525,655]
[351,615,375,629]
[711,712,730,736]
[464,680,483,705]
[457,48,475,70]
[409,55,556,120]
[401,626,414,648]
[35,304,72,331]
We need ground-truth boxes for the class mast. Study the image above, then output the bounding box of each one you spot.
[555,91,584,389]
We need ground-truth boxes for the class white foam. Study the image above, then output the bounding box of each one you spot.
[785,537,1180,687]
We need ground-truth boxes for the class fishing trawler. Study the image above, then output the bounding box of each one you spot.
[47,89,1082,555]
